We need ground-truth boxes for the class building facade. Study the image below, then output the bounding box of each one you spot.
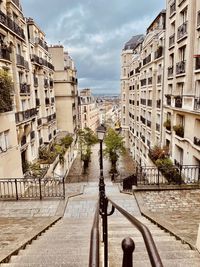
[79,88,99,132]
[163,0,200,166]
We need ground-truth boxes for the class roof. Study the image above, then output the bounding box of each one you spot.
[123,34,144,50]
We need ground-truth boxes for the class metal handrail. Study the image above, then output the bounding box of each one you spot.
[89,204,99,267]
[108,198,164,267]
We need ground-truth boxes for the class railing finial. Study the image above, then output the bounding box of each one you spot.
[122,237,135,267]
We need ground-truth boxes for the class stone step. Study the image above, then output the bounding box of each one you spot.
[1,262,88,267]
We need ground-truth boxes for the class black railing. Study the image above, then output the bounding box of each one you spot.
[195,57,200,70]
[143,54,151,66]
[137,165,200,185]
[20,83,30,94]
[0,177,65,200]
[108,199,163,267]
[174,96,183,108]
[154,47,163,59]
[0,10,25,39]
[35,37,48,51]
[15,108,37,123]
[194,97,200,110]
[141,98,146,105]
[176,60,186,75]
[141,79,147,86]
[170,1,176,16]
[89,205,99,267]
[177,21,187,40]
[169,33,175,47]
[168,66,174,77]
[0,46,11,61]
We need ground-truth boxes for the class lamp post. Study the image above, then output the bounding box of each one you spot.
[96,124,108,267]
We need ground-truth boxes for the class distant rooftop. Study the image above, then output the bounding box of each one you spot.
[123,34,144,50]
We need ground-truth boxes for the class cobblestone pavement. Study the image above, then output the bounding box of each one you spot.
[135,190,200,247]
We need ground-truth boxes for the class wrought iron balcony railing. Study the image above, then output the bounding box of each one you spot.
[140,99,146,105]
[168,66,174,77]
[194,97,200,110]
[15,108,37,124]
[20,83,30,94]
[154,47,163,59]
[0,10,25,39]
[177,21,187,40]
[176,60,186,75]
[35,37,48,51]
[143,54,151,66]
[169,33,175,47]
[170,0,176,16]
[174,96,183,108]
[0,46,11,61]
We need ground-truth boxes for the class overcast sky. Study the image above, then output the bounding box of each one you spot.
[21,0,165,95]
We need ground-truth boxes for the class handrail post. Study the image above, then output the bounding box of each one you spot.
[39,178,42,200]
[122,237,135,267]
[15,179,18,200]
[157,168,160,186]
[62,176,65,199]
[102,197,108,267]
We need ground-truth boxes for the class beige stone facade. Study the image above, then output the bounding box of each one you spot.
[79,88,99,132]
[121,11,166,166]
[163,0,200,166]
[48,46,78,136]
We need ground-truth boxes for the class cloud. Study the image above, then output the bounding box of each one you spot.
[21,0,165,94]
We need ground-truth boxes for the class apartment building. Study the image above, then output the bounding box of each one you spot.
[0,0,26,177]
[163,0,200,166]
[121,35,144,147]
[79,88,99,132]
[48,46,78,136]
[121,11,166,166]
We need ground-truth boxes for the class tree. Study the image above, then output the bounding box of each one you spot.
[103,128,125,174]
[0,70,13,113]
[78,127,98,172]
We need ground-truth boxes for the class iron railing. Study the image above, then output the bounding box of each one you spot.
[0,177,65,200]
[89,205,99,267]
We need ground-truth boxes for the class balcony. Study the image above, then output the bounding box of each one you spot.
[15,108,37,124]
[156,123,160,132]
[164,119,171,131]
[140,99,146,105]
[173,124,184,138]
[170,1,176,16]
[177,21,187,41]
[194,137,200,146]
[195,57,200,70]
[154,47,163,59]
[20,83,30,94]
[143,54,151,66]
[21,135,26,147]
[141,79,147,86]
[44,79,49,88]
[176,60,186,75]
[37,118,42,126]
[39,137,43,146]
[45,97,50,105]
[31,54,43,65]
[169,33,175,47]
[147,99,152,107]
[157,75,162,84]
[148,77,152,85]
[147,120,151,128]
[0,46,11,61]
[174,96,183,108]
[0,10,25,39]
[168,66,174,78]
[165,95,172,106]
[157,100,161,108]
[36,98,40,107]
[49,79,54,88]
[35,37,48,51]
[30,131,35,140]
[194,97,200,110]
[49,134,52,141]
[16,54,25,67]
[34,77,38,87]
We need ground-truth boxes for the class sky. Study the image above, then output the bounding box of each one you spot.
[21,0,165,95]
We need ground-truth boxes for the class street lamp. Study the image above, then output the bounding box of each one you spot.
[97,124,106,177]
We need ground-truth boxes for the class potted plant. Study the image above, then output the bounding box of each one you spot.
[173,125,184,138]
[163,119,171,131]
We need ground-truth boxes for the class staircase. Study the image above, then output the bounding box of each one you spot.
[1,183,200,267]
[107,188,200,267]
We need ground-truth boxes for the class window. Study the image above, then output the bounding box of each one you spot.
[179,46,186,61]
[0,130,10,152]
